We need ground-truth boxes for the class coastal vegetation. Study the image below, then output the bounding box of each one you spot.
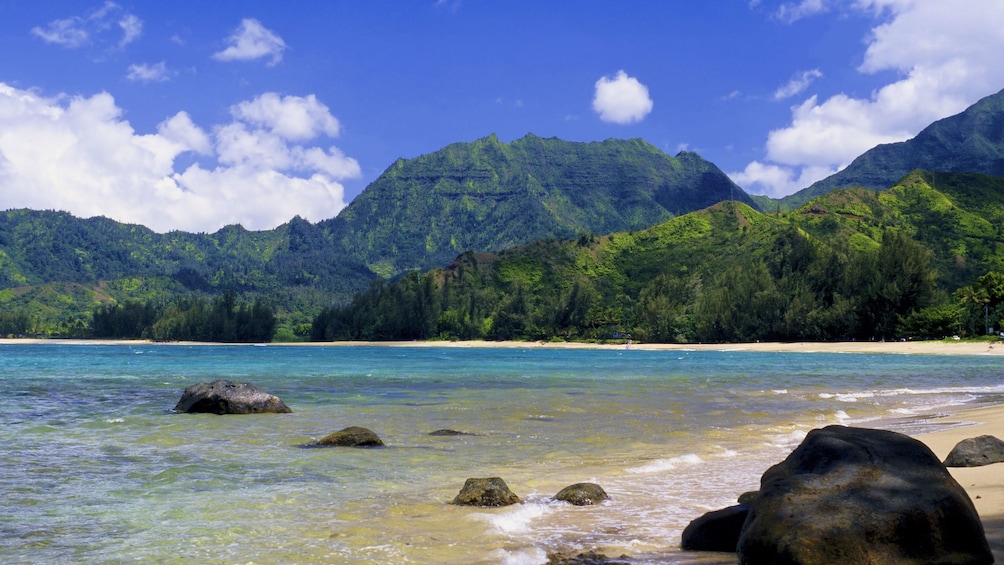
[312,172,1004,343]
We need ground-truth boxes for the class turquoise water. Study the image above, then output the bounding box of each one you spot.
[1,344,1001,564]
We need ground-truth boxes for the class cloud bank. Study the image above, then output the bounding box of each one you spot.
[593,70,653,124]
[732,0,1004,198]
[0,84,359,233]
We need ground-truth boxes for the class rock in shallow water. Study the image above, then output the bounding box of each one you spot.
[737,425,992,565]
[315,426,385,447]
[553,483,609,506]
[173,379,292,415]
[450,477,520,507]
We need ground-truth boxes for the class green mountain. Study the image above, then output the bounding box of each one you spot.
[772,87,1004,210]
[321,133,756,278]
[314,170,1004,343]
[0,210,374,336]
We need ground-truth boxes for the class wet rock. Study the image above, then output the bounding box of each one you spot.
[944,435,1004,467]
[553,483,609,506]
[450,477,520,507]
[428,429,477,436]
[545,550,630,564]
[315,426,385,447]
[737,491,758,505]
[173,379,291,415]
[737,425,992,565]
[681,504,748,552]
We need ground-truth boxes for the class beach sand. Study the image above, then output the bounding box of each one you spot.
[915,405,1004,562]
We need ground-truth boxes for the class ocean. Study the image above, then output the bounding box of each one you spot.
[1,343,1001,564]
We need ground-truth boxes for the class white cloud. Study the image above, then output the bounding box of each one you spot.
[773,69,823,100]
[592,70,653,124]
[118,14,143,47]
[126,62,172,83]
[0,83,359,233]
[30,2,142,50]
[737,0,1004,197]
[212,19,287,67]
[776,0,832,23]
[231,93,341,140]
[729,161,837,198]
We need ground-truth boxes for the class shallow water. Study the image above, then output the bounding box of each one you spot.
[1,344,1001,564]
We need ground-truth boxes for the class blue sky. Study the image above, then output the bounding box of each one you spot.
[1,1,1003,233]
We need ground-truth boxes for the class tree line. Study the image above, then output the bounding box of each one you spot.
[311,228,1003,344]
[91,289,276,342]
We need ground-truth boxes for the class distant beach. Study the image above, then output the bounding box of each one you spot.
[5,337,1001,356]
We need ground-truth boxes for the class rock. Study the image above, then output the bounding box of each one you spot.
[428,429,477,436]
[450,477,521,507]
[173,379,292,414]
[553,483,609,506]
[944,435,1004,467]
[545,550,630,564]
[315,426,385,447]
[737,425,992,565]
[736,491,758,505]
[680,504,748,552]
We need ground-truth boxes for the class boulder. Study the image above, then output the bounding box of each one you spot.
[680,504,748,552]
[737,425,992,565]
[173,379,291,414]
[450,477,520,507]
[553,483,609,506]
[944,435,1004,467]
[315,426,384,447]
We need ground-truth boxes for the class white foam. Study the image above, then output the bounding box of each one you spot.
[493,547,548,565]
[105,418,124,423]
[766,429,808,449]
[627,453,702,474]
[475,501,553,535]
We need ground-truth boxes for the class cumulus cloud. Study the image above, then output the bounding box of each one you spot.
[773,69,823,100]
[126,62,172,83]
[212,19,287,66]
[592,70,653,124]
[733,0,1004,197]
[31,2,142,49]
[0,83,359,233]
[775,0,832,23]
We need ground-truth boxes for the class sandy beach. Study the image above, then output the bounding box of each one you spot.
[915,405,1004,561]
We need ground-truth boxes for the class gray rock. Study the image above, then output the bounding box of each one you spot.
[681,504,748,552]
[428,429,477,436]
[450,477,520,507]
[315,426,384,447]
[737,425,992,565]
[944,435,1004,467]
[553,483,609,506]
[736,491,758,505]
[545,550,630,564]
[173,379,291,414]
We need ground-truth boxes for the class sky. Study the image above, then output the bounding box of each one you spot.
[1,1,1004,233]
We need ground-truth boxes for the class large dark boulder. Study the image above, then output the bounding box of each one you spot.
[173,379,291,415]
[681,504,748,552]
[554,483,610,506]
[944,435,1004,467]
[315,426,385,447]
[737,425,992,565]
[450,477,521,507]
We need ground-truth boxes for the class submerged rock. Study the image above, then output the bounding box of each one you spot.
[545,550,630,564]
[553,483,609,506]
[315,426,385,447]
[173,379,291,415]
[428,429,478,436]
[737,425,992,565]
[944,434,1004,467]
[450,477,520,507]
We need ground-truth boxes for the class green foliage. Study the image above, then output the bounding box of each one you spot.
[314,170,1004,344]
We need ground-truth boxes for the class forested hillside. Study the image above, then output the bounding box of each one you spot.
[321,133,756,278]
[313,171,1004,344]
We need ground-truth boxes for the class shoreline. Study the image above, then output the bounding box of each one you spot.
[1,337,1002,355]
